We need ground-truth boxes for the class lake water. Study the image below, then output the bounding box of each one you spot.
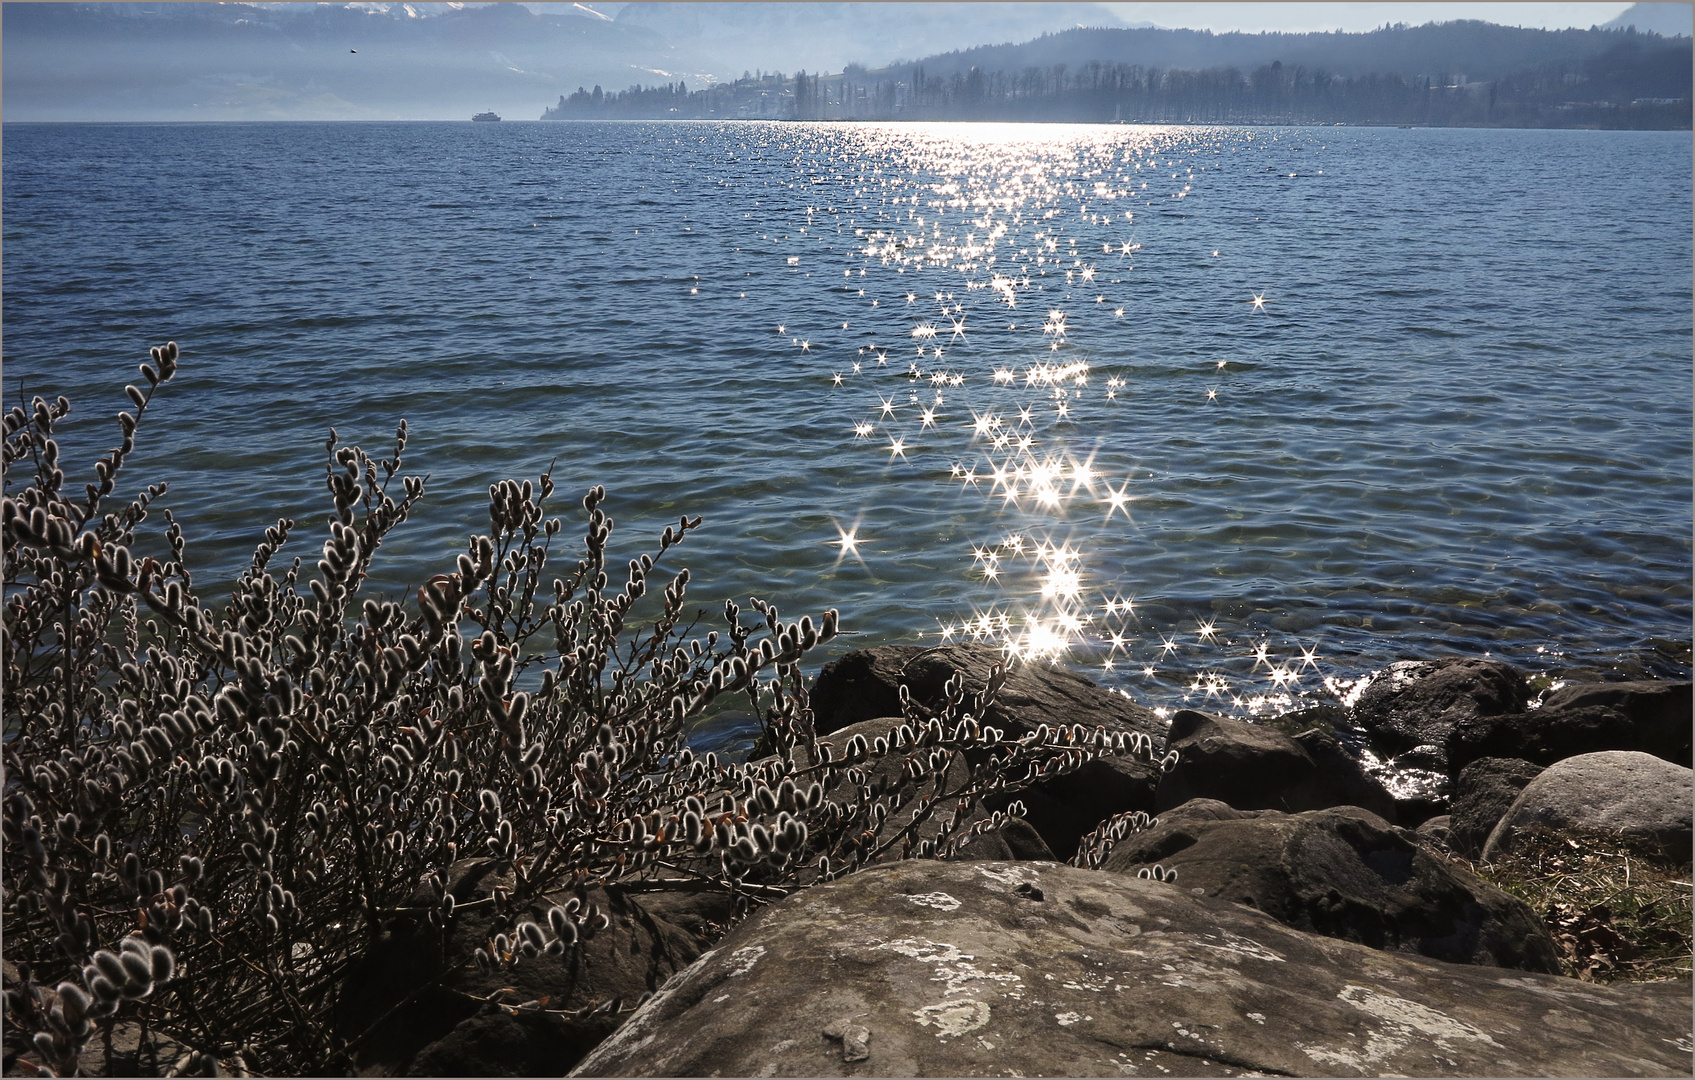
[4,120,1690,741]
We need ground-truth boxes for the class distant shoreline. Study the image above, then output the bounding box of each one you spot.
[6,118,1691,132]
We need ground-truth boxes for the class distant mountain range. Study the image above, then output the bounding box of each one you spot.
[5,2,676,121]
[903,19,1689,83]
[606,2,1149,79]
[2,2,1688,123]
[1603,2,1694,36]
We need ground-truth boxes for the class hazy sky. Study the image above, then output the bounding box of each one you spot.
[1098,3,1637,33]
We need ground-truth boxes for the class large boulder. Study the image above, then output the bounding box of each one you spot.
[946,816,1056,862]
[1415,814,1452,851]
[1100,799,1560,973]
[1156,710,1396,820]
[752,717,1016,862]
[743,717,1057,868]
[407,1010,615,1079]
[569,860,1692,1078]
[1156,710,1310,812]
[812,644,1163,742]
[810,645,927,732]
[1352,658,1529,768]
[1447,757,1545,860]
[896,645,1165,740]
[1541,679,1692,733]
[335,860,703,1076]
[1291,727,1401,822]
[811,645,1167,860]
[994,755,1162,863]
[611,729,955,942]
[1449,686,1692,774]
[1482,750,1694,862]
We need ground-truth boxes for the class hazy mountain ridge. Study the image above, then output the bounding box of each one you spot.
[544,18,1689,128]
[3,1,684,120]
[3,2,1688,123]
[2,0,1137,120]
[909,20,1687,83]
[1602,2,1694,36]
[609,2,1143,78]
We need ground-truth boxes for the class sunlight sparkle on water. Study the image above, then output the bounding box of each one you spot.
[731,123,1351,713]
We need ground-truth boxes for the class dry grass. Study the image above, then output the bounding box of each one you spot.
[1462,827,1692,984]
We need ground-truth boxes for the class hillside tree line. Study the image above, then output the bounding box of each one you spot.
[541,22,1689,128]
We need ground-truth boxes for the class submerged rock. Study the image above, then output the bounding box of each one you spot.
[1101,799,1561,973]
[569,860,1691,1078]
[1482,750,1694,862]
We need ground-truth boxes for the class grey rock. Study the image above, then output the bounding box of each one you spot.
[1448,757,1545,860]
[569,860,1692,1079]
[995,754,1162,862]
[1482,750,1694,862]
[1542,679,1692,732]
[945,815,1056,862]
[810,644,1166,859]
[1450,696,1692,774]
[1156,709,1315,812]
[335,863,702,1076]
[811,643,1163,742]
[1353,658,1528,765]
[821,1016,872,1062]
[1157,710,1395,820]
[1101,799,1560,973]
[810,645,926,733]
[407,1009,619,1078]
[1416,814,1452,852]
[616,883,744,946]
[751,717,1051,865]
[897,644,1165,741]
[1292,725,1400,821]
[787,716,980,858]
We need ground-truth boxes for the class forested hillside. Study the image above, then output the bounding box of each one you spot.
[543,21,1691,128]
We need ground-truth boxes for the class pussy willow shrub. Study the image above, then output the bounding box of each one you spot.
[1,343,1172,1076]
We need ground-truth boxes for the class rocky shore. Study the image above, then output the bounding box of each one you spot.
[346,645,1692,1077]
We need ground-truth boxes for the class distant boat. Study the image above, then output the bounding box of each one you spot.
[472,112,501,122]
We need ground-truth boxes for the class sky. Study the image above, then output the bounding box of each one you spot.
[1097,2,1639,33]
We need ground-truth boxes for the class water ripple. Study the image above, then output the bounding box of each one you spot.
[3,120,1689,716]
